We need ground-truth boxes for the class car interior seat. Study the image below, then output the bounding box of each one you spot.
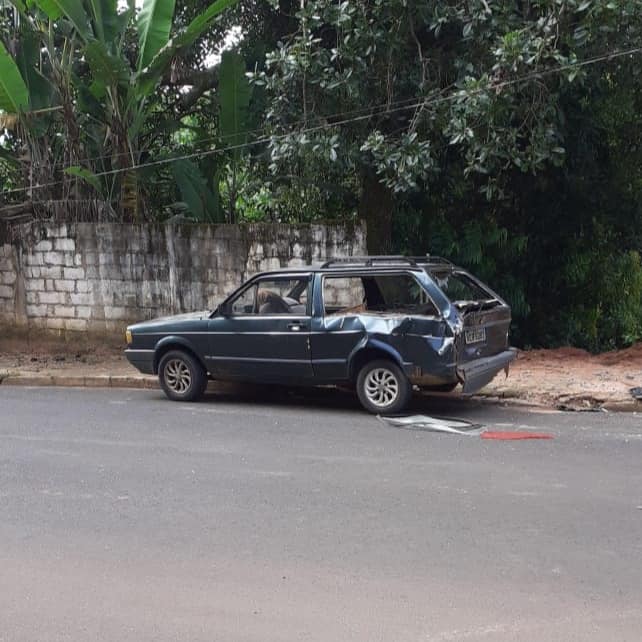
[257,290,291,314]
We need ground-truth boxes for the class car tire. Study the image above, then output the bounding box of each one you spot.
[158,350,208,402]
[356,359,411,415]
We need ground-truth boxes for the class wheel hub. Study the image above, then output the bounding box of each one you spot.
[364,367,399,408]
[164,358,192,394]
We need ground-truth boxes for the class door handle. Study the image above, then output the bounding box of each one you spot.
[287,322,306,331]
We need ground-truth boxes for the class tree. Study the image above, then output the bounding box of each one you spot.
[253,0,640,252]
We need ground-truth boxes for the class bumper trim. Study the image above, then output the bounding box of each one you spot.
[457,348,517,394]
[125,349,155,375]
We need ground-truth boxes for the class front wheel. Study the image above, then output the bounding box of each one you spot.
[356,359,411,415]
[158,350,208,402]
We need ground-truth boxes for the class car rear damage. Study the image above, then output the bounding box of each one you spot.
[315,256,516,395]
[418,258,517,393]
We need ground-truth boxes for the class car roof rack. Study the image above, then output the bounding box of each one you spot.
[409,255,455,267]
[320,255,418,269]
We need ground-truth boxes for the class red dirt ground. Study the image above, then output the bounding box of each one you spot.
[483,345,642,409]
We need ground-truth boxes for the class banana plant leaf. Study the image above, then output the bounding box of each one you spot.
[85,0,120,44]
[85,40,130,88]
[137,0,239,95]
[218,51,252,157]
[137,0,176,71]
[15,30,56,112]
[35,0,92,40]
[65,166,102,192]
[172,158,221,223]
[0,41,29,113]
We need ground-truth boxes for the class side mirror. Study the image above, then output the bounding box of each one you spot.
[218,301,232,316]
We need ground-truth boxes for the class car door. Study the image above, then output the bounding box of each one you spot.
[310,271,449,382]
[309,273,368,381]
[205,274,314,382]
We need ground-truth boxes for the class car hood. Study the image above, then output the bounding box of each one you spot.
[151,310,210,322]
[130,310,210,329]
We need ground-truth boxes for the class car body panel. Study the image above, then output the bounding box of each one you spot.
[205,315,314,381]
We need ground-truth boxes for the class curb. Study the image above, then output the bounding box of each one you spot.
[1,371,639,412]
[0,373,158,389]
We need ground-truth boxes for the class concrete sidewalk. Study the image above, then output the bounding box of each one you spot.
[1,354,640,412]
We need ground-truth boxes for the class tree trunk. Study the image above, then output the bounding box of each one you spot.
[358,170,394,254]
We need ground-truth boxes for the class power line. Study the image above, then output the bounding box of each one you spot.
[5,47,642,180]
[22,91,451,171]
[2,45,641,198]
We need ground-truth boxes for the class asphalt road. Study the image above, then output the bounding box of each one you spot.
[1,385,641,642]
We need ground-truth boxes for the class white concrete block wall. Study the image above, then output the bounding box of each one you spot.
[0,221,366,332]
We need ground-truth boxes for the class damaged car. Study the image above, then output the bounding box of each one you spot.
[125,256,516,413]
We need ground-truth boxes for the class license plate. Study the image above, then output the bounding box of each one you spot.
[465,328,486,344]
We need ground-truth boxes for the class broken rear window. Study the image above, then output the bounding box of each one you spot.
[429,270,496,307]
[323,274,438,316]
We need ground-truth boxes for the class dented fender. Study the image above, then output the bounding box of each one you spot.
[311,310,460,384]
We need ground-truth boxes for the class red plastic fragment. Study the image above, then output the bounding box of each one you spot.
[481,431,553,440]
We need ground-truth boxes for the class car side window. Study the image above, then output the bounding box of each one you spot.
[230,277,310,315]
[323,273,438,316]
[231,285,257,315]
[323,277,366,315]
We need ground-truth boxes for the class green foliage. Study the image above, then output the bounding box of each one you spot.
[64,166,102,192]
[217,50,253,222]
[0,40,29,112]
[0,0,239,220]
[137,0,177,70]
[35,0,91,39]
[139,0,239,85]
[218,51,252,153]
[172,158,221,222]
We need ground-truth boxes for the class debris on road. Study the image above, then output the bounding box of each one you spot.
[481,431,554,440]
[378,414,554,441]
[377,415,484,435]
[630,387,642,400]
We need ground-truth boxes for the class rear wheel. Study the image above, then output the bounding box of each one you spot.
[356,359,411,415]
[158,350,208,402]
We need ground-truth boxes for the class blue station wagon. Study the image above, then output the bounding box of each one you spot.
[125,256,516,413]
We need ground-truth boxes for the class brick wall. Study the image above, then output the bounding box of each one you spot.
[0,222,365,332]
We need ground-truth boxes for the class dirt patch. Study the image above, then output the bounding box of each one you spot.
[0,325,128,376]
[483,345,642,410]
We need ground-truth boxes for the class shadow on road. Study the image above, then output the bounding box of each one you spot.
[195,381,493,419]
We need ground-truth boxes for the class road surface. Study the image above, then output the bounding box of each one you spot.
[1,386,641,641]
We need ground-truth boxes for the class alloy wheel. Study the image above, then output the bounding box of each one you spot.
[364,367,399,408]
[164,358,192,394]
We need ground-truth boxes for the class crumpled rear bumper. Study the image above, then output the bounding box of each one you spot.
[457,348,517,394]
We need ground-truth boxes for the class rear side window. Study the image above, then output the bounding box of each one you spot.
[323,274,438,316]
[323,277,366,314]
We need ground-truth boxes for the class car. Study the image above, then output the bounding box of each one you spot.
[124,255,517,414]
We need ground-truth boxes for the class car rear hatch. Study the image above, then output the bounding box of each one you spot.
[426,267,516,392]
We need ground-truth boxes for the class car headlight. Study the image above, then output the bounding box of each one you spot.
[125,329,133,345]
